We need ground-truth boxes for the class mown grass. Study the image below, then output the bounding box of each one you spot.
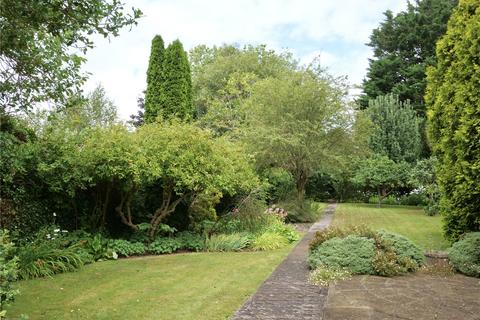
[7,245,295,320]
[332,203,449,250]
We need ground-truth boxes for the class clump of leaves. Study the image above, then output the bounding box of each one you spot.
[148,238,183,254]
[309,225,377,251]
[205,233,252,252]
[448,232,480,277]
[308,235,376,274]
[252,231,288,251]
[0,230,19,318]
[110,240,146,257]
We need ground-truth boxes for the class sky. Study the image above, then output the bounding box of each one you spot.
[83,0,408,120]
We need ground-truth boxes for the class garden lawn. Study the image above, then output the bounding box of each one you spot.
[332,203,449,250]
[7,245,294,320]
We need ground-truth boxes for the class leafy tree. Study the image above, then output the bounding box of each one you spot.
[241,69,352,204]
[367,94,422,163]
[159,40,193,120]
[426,0,480,240]
[352,155,411,206]
[191,44,297,135]
[359,0,457,115]
[409,157,439,215]
[0,0,142,112]
[144,35,165,123]
[128,96,146,128]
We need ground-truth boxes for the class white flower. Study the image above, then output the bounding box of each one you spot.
[53,212,57,217]
[54,228,60,232]
[46,234,51,239]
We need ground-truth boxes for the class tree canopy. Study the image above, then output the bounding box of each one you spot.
[426,0,480,240]
[0,0,142,112]
[359,0,457,115]
[144,35,165,123]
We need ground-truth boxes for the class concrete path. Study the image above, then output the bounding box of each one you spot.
[233,203,336,320]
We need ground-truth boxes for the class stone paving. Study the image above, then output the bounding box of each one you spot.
[323,274,480,320]
[232,203,336,320]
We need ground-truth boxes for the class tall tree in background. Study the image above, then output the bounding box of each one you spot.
[359,0,457,115]
[0,0,141,112]
[367,94,422,163]
[160,40,193,120]
[426,0,480,240]
[144,35,165,123]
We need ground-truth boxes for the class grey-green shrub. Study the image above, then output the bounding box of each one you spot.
[308,236,376,274]
[377,230,425,265]
[448,232,480,277]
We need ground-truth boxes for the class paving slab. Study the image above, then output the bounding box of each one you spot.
[232,203,336,320]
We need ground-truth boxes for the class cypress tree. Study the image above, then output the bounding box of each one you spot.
[144,35,165,123]
[426,0,480,240]
[160,39,193,120]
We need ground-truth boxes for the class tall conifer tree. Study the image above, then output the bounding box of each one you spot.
[160,39,193,120]
[144,35,165,123]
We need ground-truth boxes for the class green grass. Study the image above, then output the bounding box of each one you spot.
[7,245,294,320]
[332,203,449,251]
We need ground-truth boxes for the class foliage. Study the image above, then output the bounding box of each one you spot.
[308,235,376,274]
[279,200,325,223]
[409,157,440,215]
[426,0,480,240]
[352,154,411,206]
[359,0,457,114]
[0,0,141,112]
[263,168,295,202]
[17,243,91,280]
[377,230,425,266]
[251,231,289,251]
[191,44,297,135]
[241,69,352,203]
[144,35,165,123]
[367,94,422,163]
[110,240,146,257]
[205,233,252,252]
[448,232,480,277]
[0,230,19,318]
[265,221,299,243]
[159,40,193,120]
[176,232,205,252]
[309,225,377,252]
[85,234,117,261]
[147,238,183,254]
[308,265,351,287]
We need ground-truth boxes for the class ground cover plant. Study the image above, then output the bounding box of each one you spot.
[448,232,480,277]
[331,203,449,250]
[308,224,425,285]
[6,245,295,319]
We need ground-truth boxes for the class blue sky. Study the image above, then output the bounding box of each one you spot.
[83,0,408,119]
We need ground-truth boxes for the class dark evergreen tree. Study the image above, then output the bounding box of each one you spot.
[426,0,480,240]
[128,95,145,127]
[144,35,165,123]
[160,39,193,120]
[359,0,457,115]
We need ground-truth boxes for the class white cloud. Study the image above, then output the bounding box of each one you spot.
[83,0,408,119]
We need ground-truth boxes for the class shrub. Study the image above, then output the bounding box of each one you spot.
[205,233,252,252]
[85,234,118,261]
[308,265,351,287]
[368,195,398,205]
[448,232,480,277]
[265,222,299,243]
[176,232,205,252]
[110,240,146,257]
[17,243,91,279]
[398,193,427,206]
[148,238,182,254]
[308,236,376,274]
[0,230,19,318]
[372,250,416,276]
[309,225,377,252]
[377,230,425,266]
[280,200,323,223]
[252,231,289,251]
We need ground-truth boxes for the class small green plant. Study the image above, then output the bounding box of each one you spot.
[86,234,117,261]
[265,221,299,243]
[205,233,252,252]
[17,243,91,279]
[252,231,288,251]
[309,225,377,252]
[148,238,182,254]
[308,265,351,286]
[448,232,480,277]
[308,235,376,274]
[176,232,205,252]
[0,230,19,319]
[110,240,146,257]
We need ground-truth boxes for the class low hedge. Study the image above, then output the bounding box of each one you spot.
[448,232,480,277]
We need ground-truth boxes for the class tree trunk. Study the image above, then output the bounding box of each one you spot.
[115,187,139,231]
[296,171,307,207]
